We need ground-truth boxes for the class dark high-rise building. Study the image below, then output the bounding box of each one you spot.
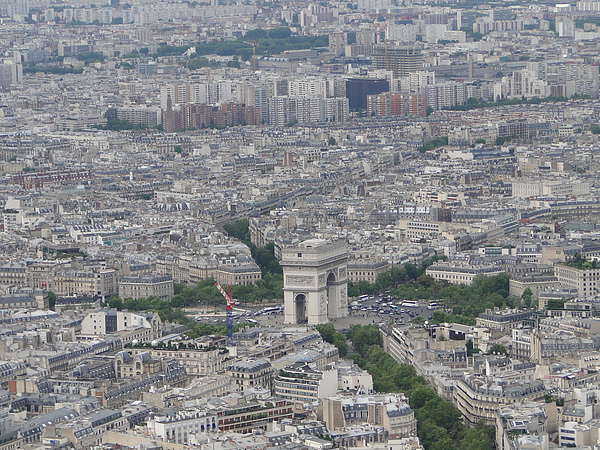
[372,46,424,78]
[345,78,389,110]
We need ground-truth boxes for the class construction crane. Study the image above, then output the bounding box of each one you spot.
[243,41,258,58]
[243,41,259,71]
[215,282,236,346]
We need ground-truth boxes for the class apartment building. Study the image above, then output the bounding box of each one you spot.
[476,309,533,332]
[215,263,262,286]
[509,274,559,300]
[555,263,600,298]
[52,268,118,298]
[0,291,47,309]
[118,275,174,301]
[495,403,550,450]
[216,399,294,434]
[80,310,161,339]
[347,260,390,284]
[322,394,416,438]
[227,359,274,391]
[147,409,218,444]
[454,374,547,424]
[426,263,504,285]
[130,347,229,376]
[274,362,338,403]
[0,263,28,286]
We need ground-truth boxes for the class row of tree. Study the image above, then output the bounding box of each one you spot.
[171,28,328,63]
[350,265,513,323]
[315,323,348,357]
[169,274,283,307]
[564,253,598,269]
[95,119,148,131]
[22,28,325,77]
[23,65,84,74]
[104,294,252,339]
[75,52,106,64]
[436,273,511,318]
[347,255,447,297]
[443,95,572,112]
[223,219,282,275]
[417,136,449,153]
[346,325,495,450]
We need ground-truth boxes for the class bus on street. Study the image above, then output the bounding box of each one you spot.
[401,300,419,308]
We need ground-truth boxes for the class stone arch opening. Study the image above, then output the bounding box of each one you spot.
[327,272,337,318]
[295,293,307,324]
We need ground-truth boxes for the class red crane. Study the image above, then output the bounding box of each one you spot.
[215,282,236,345]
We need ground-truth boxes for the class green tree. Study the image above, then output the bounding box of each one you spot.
[430,437,456,450]
[410,386,437,409]
[418,420,453,449]
[174,283,185,295]
[347,282,360,297]
[106,295,124,309]
[404,263,421,281]
[227,55,241,68]
[244,28,269,40]
[412,316,425,325]
[521,288,533,308]
[488,343,508,355]
[353,280,376,295]
[268,27,293,39]
[466,339,476,357]
[347,324,381,355]
[254,247,276,269]
[47,291,57,309]
[315,323,336,343]
[333,333,348,357]
[547,299,566,310]
[427,399,463,432]
[328,136,337,146]
[347,325,469,448]
[156,45,190,56]
[496,135,516,146]
[223,218,250,242]
[75,52,105,64]
[316,323,347,356]
[460,428,493,450]
[97,119,145,131]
